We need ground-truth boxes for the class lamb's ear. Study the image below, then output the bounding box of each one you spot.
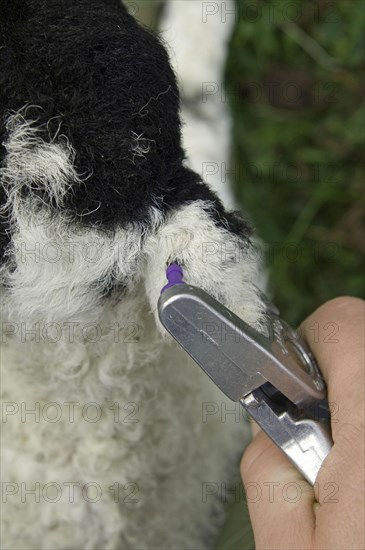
[143,199,267,335]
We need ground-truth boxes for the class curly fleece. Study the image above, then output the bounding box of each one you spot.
[0,1,265,548]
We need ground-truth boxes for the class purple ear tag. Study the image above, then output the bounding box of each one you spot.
[161,264,185,294]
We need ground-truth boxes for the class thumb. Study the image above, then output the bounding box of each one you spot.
[240,431,316,549]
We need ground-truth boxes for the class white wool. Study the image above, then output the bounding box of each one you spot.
[1,110,83,211]
[1,204,145,324]
[1,281,252,549]
[144,201,265,333]
[1,152,262,550]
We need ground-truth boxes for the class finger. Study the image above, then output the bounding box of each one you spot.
[300,297,364,539]
[300,296,365,435]
[241,430,315,549]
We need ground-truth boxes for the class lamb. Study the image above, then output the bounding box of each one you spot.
[0,1,265,548]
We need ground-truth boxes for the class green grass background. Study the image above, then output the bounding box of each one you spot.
[133,1,364,548]
[226,0,364,325]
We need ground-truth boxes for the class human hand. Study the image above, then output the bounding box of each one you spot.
[240,297,365,549]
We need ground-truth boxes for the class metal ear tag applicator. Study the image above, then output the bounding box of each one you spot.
[158,264,333,485]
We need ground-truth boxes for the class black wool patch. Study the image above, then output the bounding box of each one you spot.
[0,0,252,254]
